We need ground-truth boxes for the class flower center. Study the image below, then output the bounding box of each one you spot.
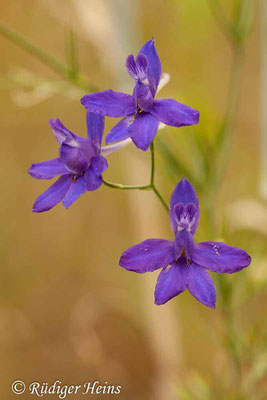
[181,249,190,266]
[174,202,197,233]
[174,230,194,264]
[71,168,87,181]
[134,105,143,117]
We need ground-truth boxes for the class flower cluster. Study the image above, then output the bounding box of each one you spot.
[29,39,251,308]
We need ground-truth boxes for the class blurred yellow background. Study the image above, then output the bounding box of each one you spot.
[0,1,266,399]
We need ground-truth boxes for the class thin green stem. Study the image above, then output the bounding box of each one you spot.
[152,186,169,212]
[102,179,151,190]
[0,22,95,92]
[149,141,169,211]
[102,140,168,212]
[150,141,155,185]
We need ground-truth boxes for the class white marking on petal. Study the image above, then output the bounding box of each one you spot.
[158,122,166,130]
[100,138,132,156]
[212,244,220,256]
[67,138,80,148]
[156,72,170,94]
[141,77,149,86]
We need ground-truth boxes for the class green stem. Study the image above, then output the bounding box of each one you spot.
[0,22,95,92]
[149,141,169,211]
[102,179,151,190]
[150,140,155,185]
[152,186,169,212]
[102,140,169,212]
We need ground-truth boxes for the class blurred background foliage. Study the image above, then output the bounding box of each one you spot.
[0,0,266,399]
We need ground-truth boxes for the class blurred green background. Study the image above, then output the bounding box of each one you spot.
[0,0,266,399]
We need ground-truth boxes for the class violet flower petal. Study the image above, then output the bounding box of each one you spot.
[105,116,134,144]
[150,99,199,127]
[134,81,154,112]
[28,158,69,180]
[192,242,251,273]
[81,90,136,118]
[130,112,159,151]
[32,175,71,213]
[49,118,75,144]
[126,54,148,81]
[187,263,216,309]
[50,118,96,159]
[139,39,162,98]
[63,176,87,209]
[83,155,107,192]
[90,155,108,175]
[86,111,104,153]
[119,238,174,273]
[154,258,188,305]
[84,170,102,191]
[170,178,200,235]
[174,230,194,260]
[59,143,89,174]
[174,203,197,229]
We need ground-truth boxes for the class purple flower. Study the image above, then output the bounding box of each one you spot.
[119,179,251,308]
[28,112,129,212]
[81,39,199,151]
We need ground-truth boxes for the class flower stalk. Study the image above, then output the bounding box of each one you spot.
[103,140,169,212]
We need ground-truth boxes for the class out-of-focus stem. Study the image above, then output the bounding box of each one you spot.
[210,41,244,393]
[206,0,240,45]
[259,0,267,199]
[0,22,95,92]
[206,41,244,196]
[216,44,244,148]
[204,39,245,234]
[205,3,252,397]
